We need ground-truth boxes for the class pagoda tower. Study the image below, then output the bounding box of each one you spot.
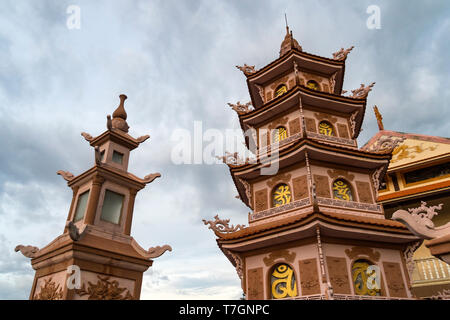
[16,94,171,300]
[203,27,420,300]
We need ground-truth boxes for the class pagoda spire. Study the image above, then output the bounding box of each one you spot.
[279,16,302,56]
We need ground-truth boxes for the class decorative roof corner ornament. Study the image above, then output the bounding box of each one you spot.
[215,152,251,166]
[66,221,87,241]
[236,64,256,76]
[111,94,130,132]
[57,170,75,182]
[81,132,94,142]
[228,101,253,115]
[106,115,112,131]
[142,173,161,184]
[136,135,150,144]
[392,201,445,239]
[146,245,172,259]
[202,214,245,234]
[350,82,376,99]
[15,245,40,258]
[332,46,354,61]
[341,90,348,95]
[94,146,102,166]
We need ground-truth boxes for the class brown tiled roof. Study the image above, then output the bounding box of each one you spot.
[216,209,409,241]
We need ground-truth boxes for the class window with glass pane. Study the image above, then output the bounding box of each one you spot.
[112,151,124,164]
[100,190,124,224]
[73,190,90,222]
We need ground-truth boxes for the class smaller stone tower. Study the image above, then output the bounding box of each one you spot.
[16,94,171,300]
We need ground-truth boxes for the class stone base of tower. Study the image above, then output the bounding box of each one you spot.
[29,226,154,300]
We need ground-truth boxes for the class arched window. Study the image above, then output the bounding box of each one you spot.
[271,263,298,299]
[318,121,335,136]
[272,183,291,207]
[352,259,381,296]
[306,80,320,91]
[275,84,288,98]
[272,126,287,143]
[332,179,353,201]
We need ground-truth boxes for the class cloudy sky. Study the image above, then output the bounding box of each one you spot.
[0,0,449,299]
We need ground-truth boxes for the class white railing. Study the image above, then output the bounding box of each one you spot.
[413,257,450,284]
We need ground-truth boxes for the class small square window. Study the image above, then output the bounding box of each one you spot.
[112,151,124,164]
[100,190,124,224]
[73,190,90,222]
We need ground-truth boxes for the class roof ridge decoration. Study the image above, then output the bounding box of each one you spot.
[203,214,245,234]
[236,64,256,77]
[373,105,384,131]
[362,135,405,153]
[332,46,354,61]
[228,101,254,115]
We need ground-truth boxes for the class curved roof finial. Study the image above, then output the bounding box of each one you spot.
[111,94,130,132]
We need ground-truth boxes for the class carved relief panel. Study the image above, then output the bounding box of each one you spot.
[298,258,321,295]
[247,268,264,300]
[326,256,352,294]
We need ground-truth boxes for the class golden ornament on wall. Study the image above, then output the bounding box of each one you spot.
[273,184,291,207]
[271,264,298,299]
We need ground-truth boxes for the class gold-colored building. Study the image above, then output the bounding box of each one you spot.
[364,127,450,298]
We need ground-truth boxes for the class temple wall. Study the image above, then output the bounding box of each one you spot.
[257,109,302,148]
[310,164,376,204]
[245,243,321,299]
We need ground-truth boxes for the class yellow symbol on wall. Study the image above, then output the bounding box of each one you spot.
[352,261,381,296]
[271,264,298,299]
[273,184,291,207]
[307,80,319,90]
[391,143,438,164]
[273,127,287,143]
[275,84,288,97]
[318,121,334,136]
[333,179,353,201]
